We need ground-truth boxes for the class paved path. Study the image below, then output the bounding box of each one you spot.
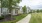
[16,14,31,23]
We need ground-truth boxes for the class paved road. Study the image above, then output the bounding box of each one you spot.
[16,14,31,23]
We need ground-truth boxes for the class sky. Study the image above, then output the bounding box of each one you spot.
[19,0,42,10]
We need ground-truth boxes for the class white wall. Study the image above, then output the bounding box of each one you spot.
[19,6,23,13]
[26,7,31,13]
[11,9,17,15]
[26,7,29,13]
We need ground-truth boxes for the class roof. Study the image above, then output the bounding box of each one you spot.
[12,5,20,9]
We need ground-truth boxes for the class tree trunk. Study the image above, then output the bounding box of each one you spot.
[8,0,12,20]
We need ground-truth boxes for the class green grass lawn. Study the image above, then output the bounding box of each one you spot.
[29,13,42,23]
[0,14,28,23]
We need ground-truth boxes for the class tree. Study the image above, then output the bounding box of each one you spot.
[37,9,39,13]
[8,0,22,13]
[1,0,22,20]
[40,10,42,12]
[1,0,22,13]
[22,5,27,13]
[8,0,22,20]
[1,0,9,8]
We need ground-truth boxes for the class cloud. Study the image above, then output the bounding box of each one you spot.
[37,5,42,8]
[19,0,42,9]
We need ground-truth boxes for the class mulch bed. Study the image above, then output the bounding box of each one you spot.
[0,15,15,22]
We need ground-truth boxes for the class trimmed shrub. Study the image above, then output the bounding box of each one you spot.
[0,15,4,20]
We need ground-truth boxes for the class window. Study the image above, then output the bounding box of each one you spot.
[1,8,9,15]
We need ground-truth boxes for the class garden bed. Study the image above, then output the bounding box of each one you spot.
[0,14,28,23]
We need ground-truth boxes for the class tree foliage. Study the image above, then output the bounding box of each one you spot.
[1,0,9,7]
[1,0,22,8]
[22,5,27,13]
[39,10,42,12]
[1,0,22,12]
[36,9,39,13]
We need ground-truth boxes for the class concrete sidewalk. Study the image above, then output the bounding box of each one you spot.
[16,14,31,23]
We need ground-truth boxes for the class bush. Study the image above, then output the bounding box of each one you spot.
[0,15,4,20]
[29,11,32,14]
